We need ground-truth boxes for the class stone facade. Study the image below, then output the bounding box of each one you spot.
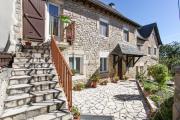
[173,66,180,120]
[62,0,160,83]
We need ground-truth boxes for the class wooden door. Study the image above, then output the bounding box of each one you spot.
[118,57,123,80]
[23,0,45,42]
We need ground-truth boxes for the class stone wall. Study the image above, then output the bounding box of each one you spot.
[173,66,180,120]
[0,68,12,115]
[63,0,159,82]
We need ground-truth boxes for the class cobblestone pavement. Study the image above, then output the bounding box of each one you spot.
[72,80,150,120]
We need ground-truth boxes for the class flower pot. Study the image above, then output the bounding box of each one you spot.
[91,81,97,88]
[112,80,118,83]
[73,116,80,120]
[25,41,32,46]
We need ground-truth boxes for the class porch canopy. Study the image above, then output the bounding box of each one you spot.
[111,42,145,67]
[111,42,144,57]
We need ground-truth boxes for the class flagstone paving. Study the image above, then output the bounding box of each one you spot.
[73,80,150,120]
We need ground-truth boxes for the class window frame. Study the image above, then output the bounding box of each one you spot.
[100,57,108,73]
[154,48,157,55]
[99,19,109,37]
[148,47,151,55]
[69,56,83,74]
[123,29,129,42]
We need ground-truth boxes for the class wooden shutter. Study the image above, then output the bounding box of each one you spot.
[66,22,75,44]
[23,0,45,42]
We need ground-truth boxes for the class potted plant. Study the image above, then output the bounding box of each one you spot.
[90,72,100,88]
[24,40,32,47]
[71,106,80,120]
[73,82,85,91]
[112,73,119,83]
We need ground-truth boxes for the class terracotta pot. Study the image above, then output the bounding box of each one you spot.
[25,41,32,46]
[73,116,80,120]
[91,81,97,88]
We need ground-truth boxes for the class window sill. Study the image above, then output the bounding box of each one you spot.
[100,71,109,74]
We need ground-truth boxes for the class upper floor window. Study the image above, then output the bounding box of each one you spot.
[100,57,108,72]
[49,4,59,36]
[123,30,129,42]
[137,45,142,51]
[154,48,157,55]
[100,19,109,37]
[148,47,151,55]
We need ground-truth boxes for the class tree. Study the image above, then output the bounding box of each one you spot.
[159,41,180,71]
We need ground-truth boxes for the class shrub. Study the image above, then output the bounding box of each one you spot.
[148,64,170,89]
[143,81,158,94]
[150,95,162,106]
[136,71,147,82]
[90,72,100,82]
[73,82,85,91]
[71,106,80,118]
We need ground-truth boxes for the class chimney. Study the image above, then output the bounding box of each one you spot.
[109,2,115,9]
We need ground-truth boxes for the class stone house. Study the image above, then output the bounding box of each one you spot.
[0,0,162,83]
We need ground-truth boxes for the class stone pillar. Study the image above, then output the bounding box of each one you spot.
[173,66,180,120]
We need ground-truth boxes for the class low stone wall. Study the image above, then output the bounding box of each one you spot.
[0,68,12,115]
[173,66,180,120]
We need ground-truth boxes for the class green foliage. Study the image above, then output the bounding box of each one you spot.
[114,73,119,81]
[160,41,180,71]
[148,64,170,89]
[73,82,85,91]
[150,95,162,106]
[60,15,71,24]
[151,97,173,120]
[71,69,76,76]
[136,71,147,82]
[143,81,158,94]
[71,106,80,117]
[90,72,100,82]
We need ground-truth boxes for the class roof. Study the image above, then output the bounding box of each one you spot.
[111,42,144,57]
[138,23,162,45]
[87,0,141,27]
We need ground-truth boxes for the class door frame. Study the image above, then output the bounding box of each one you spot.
[118,57,123,80]
[45,2,61,42]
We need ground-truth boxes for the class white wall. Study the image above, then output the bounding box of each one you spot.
[0,0,14,51]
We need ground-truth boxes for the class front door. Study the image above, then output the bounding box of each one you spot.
[23,0,45,42]
[118,57,123,80]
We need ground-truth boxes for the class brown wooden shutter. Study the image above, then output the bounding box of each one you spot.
[66,22,75,44]
[23,0,45,42]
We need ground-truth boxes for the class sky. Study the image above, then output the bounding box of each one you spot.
[101,0,180,44]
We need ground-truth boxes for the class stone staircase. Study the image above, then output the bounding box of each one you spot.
[0,45,72,120]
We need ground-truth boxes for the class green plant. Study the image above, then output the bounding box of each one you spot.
[71,106,80,118]
[73,82,85,91]
[100,80,108,85]
[143,81,158,94]
[150,95,162,106]
[148,64,170,89]
[114,73,119,81]
[71,69,76,76]
[136,71,147,82]
[123,75,128,80]
[60,15,71,24]
[90,72,100,82]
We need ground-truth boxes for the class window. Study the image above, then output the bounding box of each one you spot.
[123,30,129,42]
[154,48,157,55]
[140,66,144,73]
[49,4,59,36]
[148,47,151,55]
[137,45,142,51]
[100,21,109,37]
[69,57,82,74]
[100,58,108,72]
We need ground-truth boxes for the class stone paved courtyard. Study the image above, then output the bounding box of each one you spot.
[72,80,150,120]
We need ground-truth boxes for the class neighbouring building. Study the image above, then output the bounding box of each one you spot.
[1,0,162,83]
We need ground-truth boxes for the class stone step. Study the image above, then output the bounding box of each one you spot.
[16,52,50,58]
[4,89,62,109]
[22,48,50,54]
[9,74,58,85]
[12,68,55,76]
[7,81,58,95]
[22,45,50,51]
[13,62,53,69]
[14,57,51,63]
[27,110,72,120]
[0,99,65,120]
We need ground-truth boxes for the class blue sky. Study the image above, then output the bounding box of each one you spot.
[101,0,180,44]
